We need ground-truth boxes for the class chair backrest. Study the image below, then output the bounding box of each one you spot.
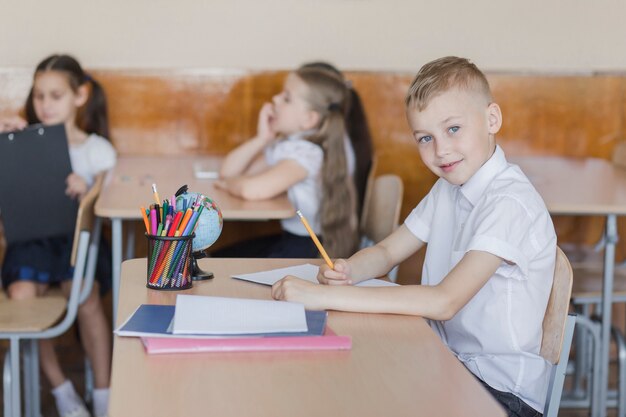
[613,141,626,169]
[359,154,378,225]
[359,174,403,245]
[541,246,576,417]
[70,173,104,267]
[540,246,574,364]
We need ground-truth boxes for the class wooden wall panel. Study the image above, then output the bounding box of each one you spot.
[1,69,626,281]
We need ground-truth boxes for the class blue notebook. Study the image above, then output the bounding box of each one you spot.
[115,304,327,339]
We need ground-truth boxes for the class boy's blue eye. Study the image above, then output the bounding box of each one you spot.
[416,135,432,144]
[448,126,460,134]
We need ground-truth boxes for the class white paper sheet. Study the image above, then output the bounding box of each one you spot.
[231,263,399,287]
[172,295,308,335]
[193,160,220,179]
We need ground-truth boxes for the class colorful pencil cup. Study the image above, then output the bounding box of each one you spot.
[146,233,195,290]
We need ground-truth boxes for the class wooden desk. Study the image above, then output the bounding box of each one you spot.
[95,156,295,324]
[513,156,626,417]
[110,258,505,417]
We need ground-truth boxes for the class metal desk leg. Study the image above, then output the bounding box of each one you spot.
[112,218,123,328]
[599,214,618,417]
[125,224,135,260]
[10,338,21,417]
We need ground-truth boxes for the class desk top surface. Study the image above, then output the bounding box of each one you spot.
[512,156,626,215]
[109,258,505,417]
[94,156,295,220]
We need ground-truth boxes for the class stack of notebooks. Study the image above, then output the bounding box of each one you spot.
[115,294,352,354]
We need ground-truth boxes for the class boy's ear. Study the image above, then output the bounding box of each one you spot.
[74,84,89,107]
[301,110,321,131]
[487,103,502,134]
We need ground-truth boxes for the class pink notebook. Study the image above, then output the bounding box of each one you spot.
[141,328,351,354]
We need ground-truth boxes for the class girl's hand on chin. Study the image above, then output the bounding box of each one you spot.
[257,103,277,143]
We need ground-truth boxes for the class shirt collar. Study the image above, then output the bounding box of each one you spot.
[286,129,315,141]
[458,145,508,206]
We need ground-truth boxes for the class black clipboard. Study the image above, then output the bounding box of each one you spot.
[0,123,78,244]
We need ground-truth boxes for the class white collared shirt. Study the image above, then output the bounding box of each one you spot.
[404,145,556,412]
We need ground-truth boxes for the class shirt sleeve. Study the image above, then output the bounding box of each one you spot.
[86,136,117,174]
[466,195,538,280]
[267,139,323,177]
[404,180,443,243]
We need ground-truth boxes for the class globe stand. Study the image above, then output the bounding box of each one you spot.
[191,250,213,281]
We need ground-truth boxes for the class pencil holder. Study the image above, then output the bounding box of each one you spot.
[146,233,195,290]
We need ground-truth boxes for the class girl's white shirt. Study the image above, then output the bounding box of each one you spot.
[69,134,117,186]
[264,132,319,236]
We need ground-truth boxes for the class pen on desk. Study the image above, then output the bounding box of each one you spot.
[296,210,334,269]
[152,183,161,205]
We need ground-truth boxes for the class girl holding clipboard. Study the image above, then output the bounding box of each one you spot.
[0,54,115,417]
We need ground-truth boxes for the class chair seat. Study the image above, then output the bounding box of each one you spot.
[571,262,626,303]
[0,297,67,332]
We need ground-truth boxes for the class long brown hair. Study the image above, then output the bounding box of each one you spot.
[300,62,374,217]
[296,67,359,258]
[25,54,110,139]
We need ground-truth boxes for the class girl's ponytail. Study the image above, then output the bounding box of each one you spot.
[297,68,359,258]
[81,77,110,139]
[317,108,359,258]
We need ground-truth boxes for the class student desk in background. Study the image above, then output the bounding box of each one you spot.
[109,258,505,417]
[94,156,295,325]
[513,155,626,417]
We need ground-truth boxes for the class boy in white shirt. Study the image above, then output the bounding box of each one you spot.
[272,56,556,417]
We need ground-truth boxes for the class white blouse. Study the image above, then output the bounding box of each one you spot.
[69,134,117,186]
[265,133,324,236]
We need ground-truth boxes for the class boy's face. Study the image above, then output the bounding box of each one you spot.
[406,87,501,186]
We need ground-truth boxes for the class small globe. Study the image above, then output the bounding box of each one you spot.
[176,192,223,252]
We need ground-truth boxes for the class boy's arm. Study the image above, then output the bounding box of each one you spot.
[215,159,308,200]
[274,250,502,321]
[319,225,424,285]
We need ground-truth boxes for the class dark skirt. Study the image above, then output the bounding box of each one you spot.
[2,234,113,295]
[211,231,319,259]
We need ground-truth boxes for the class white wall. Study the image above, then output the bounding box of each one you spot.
[1,0,625,72]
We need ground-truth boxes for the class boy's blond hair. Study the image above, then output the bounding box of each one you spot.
[405,56,493,111]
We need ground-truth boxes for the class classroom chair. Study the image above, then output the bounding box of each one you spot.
[358,154,377,223]
[0,174,104,417]
[543,246,576,417]
[563,262,626,417]
[359,174,404,281]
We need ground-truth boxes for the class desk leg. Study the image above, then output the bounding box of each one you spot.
[125,225,135,260]
[112,218,123,328]
[599,214,618,417]
[10,338,20,417]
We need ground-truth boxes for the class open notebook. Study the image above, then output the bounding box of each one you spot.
[232,263,399,287]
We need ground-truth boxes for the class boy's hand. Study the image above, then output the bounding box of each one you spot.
[65,173,88,200]
[318,259,353,286]
[0,116,27,133]
[271,275,326,309]
[257,103,277,143]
